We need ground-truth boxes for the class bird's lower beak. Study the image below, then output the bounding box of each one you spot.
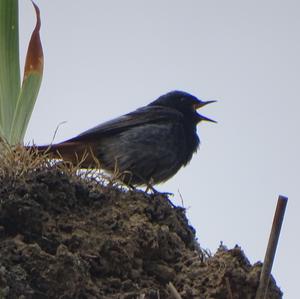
[197,114,217,123]
[195,100,217,123]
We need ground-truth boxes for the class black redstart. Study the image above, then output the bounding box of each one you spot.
[35,91,216,186]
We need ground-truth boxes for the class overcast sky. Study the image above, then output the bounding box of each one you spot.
[20,1,299,297]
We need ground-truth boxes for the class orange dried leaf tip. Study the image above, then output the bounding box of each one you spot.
[23,1,43,81]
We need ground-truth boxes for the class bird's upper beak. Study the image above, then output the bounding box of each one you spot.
[194,100,217,123]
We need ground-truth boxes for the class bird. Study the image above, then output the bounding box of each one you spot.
[34,91,216,186]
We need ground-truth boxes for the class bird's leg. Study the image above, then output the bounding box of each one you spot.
[145,178,173,197]
[146,186,162,197]
[145,179,158,194]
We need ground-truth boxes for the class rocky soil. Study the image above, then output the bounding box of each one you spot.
[0,166,282,298]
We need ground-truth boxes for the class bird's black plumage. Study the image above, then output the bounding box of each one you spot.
[36,91,215,185]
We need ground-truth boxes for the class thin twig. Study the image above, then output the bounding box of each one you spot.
[255,195,288,299]
[166,282,182,299]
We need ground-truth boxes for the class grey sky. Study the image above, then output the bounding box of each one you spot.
[20,1,299,297]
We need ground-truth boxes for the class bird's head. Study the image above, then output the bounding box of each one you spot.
[149,90,216,124]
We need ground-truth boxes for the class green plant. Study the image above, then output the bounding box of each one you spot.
[0,0,43,145]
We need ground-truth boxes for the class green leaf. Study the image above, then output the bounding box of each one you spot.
[0,0,20,139]
[10,73,42,144]
[9,1,43,145]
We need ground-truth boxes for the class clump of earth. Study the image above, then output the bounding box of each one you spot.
[0,166,282,298]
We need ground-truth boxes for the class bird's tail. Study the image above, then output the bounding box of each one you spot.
[27,142,97,167]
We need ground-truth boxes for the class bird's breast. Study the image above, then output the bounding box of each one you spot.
[95,121,198,184]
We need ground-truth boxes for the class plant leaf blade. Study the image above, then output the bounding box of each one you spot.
[0,0,20,139]
[10,1,43,144]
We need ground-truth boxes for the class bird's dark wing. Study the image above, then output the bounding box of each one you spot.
[66,106,183,143]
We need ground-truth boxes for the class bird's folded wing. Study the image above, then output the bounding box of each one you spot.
[66,106,183,143]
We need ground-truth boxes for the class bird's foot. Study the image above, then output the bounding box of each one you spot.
[145,182,173,197]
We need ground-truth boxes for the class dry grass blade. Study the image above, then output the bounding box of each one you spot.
[166,282,182,299]
[0,142,121,190]
[0,143,49,179]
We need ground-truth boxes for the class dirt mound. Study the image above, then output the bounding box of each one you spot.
[0,167,282,298]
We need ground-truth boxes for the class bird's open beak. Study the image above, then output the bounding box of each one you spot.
[194,100,216,109]
[194,100,217,123]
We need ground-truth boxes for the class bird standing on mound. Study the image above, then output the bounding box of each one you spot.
[35,91,216,186]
